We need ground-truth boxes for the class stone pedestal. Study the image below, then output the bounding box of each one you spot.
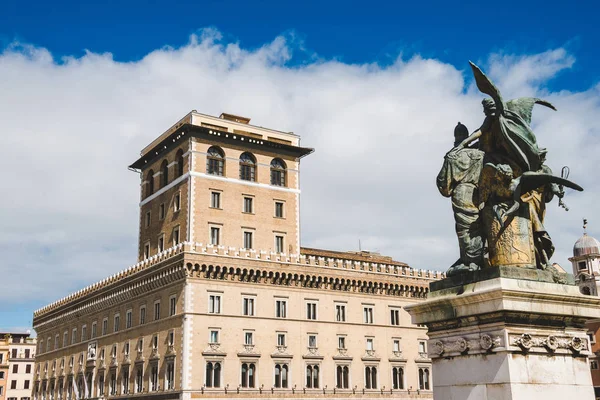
[405,267,600,400]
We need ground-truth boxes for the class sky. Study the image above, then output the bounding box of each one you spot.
[0,0,599,331]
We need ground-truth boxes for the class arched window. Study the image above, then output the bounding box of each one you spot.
[582,286,592,295]
[213,362,221,388]
[270,158,286,186]
[207,146,225,176]
[161,160,169,188]
[239,152,256,181]
[274,364,288,388]
[146,170,154,197]
[241,362,256,388]
[336,365,349,389]
[205,362,213,387]
[176,149,184,177]
[365,366,377,389]
[306,364,319,388]
[392,367,404,389]
[418,367,430,390]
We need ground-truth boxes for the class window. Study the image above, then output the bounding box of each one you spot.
[243,231,253,249]
[210,227,220,246]
[393,339,401,353]
[210,191,221,209]
[126,310,132,329]
[168,331,174,346]
[122,366,130,394]
[365,366,378,389]
[393,367,404,389]
[111,345,117,358]
[579,261,587,270]
[418,368,430,390]
[173,226,180,245]
[137,338,144,352]
[274,364,289,388]
[144,242,150,260]
[154,301,161,320]
[591,360,599,370]
[25,349,30,358]
[146,170,154,197]
[81,325,87,341]
[166,361,175,390]
[336,365,350,389]
[176,149,184,177]
[242,297,255,316]
[275,201,284,218]
[124,341,130,356]
[135,367,143,393]
[306,302,317,320]
[205,362,221,388]
[102,318,108,335]
[335,304,346,322]
[243,197,253,213]
[363,306,374,324]
[277,333,286,346]
[24,380,30,390]
[275,235,284,253]
[70,328,76,344]
[390,309,400,326]
[207,146,225,176]
[306,364,319,388]
[174,193,181,212]
[239,152,256,181]
[11,349,17,358]
[140,306,146,325]
[150,365,159,392]
[0,371,4,378]
[152,335,158,350]
[46,337,50,352]
[91,322,97,339]
[12,365,17,374]
[99,372,105,396]
[366,338,374,351]
[158,234,165,252]
[160,159,169,188]
[114,314,120,332]
[10,380,16,390]
[244,332,254,345]
[419,341,427,355]
[170,296,177,316]
[145,211,151,227]
[210,330,219,344]
[338,336,346,350]
[209,295,221,314]
[240,363,256,388]
[275,300,287,318]
[308,335,317,348]
[270,158,286,186]
[159,203,165,220]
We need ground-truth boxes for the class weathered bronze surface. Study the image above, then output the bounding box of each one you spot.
[437,62,583,277]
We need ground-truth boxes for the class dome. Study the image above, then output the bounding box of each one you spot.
[573,233,600,257]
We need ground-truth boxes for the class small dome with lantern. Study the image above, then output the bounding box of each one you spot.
[573,219,600,257]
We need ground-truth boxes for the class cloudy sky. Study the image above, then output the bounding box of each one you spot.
[1,0,599,330]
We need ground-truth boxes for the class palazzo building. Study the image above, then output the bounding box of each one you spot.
[0,331,37,400]
[32,111,443,400]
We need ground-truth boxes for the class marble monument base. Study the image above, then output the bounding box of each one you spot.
[405,267,600,400]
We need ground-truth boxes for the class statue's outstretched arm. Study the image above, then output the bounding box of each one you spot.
[457,129,482,149]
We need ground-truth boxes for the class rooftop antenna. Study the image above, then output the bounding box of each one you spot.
[584,218,588,234]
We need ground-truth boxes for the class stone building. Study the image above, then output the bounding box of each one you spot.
[0,331,36,400]
[32,111,443,399]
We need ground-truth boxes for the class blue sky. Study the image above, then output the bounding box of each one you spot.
[0,0,598,332]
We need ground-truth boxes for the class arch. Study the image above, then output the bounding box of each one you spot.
[270,158,287,186]
[207,146,225,176]
[160,159,169,188]
[146,170,154,197]
[176,149,184,177]
[239,152,256,181]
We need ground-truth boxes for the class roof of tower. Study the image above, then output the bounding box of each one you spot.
[573,233,600,257]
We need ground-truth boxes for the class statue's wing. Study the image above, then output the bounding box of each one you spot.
[518,172,584,194]
[469,61,504,115]
[506,98,557,124]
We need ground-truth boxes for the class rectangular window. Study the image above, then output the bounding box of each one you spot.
[145,212,151,228]
[242,297,255,316]
[592,360,599,370]
[210,227,220,245]
[277,333,286,346]
[126,310,132,329]
[308,334,317,348]
[137,338,144,352]
[166,361,175,390]
[46,337,50,352]
[209,295,221,314]
[135,367,143,393]
[338,336,346,349]
[114,314,120,332]
[154,301,161,320]
[275,235,284,253]
[393,339,401,352]
[81,325,87,342]
[210,330,219,344]
[168,331,174,346]
[173,226,180,245]
[152,335,158,350]
[174,193,181,212]
[122,366,130,394]
[335,304,346,322]
[159,203,165,220]
[419,341,427,354]
[140,306,146,325]
[275,201,284,218]
[170,296,177,316]
[363,306,374,324]
[143,242,150,260]
[210,192,221,209]
[158,235,165,252]
[102,318,108,335]
[72,328,77,344]
[55,334,59,350]
[306,302,317,320]
[91,322,97,339]
[366,338,374,351]
[12,365,17,374]
[390,309,400,326]
[63,331,68,347]
[275,300,287,318]
[124,342,130,356]
[10,381,16,390]
[244,332,254,345]
[243,197,253,213]
[150,365,158,391]
[26,364,31,373]
[98,372,105,396]
[243,231,253,249]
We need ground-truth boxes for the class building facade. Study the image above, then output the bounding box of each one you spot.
[0,332,36,400]
[32,111,443,400]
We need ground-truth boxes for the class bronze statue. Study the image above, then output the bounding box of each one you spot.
[438,62,583,273]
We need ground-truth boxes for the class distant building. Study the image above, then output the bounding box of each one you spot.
[0,331,36,400]
[32,111,443,400]
[570,221,600,399]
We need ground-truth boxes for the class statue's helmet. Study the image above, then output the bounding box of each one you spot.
[454,122,469,141]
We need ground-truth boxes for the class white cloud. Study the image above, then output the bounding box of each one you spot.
[0,29,598,311]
